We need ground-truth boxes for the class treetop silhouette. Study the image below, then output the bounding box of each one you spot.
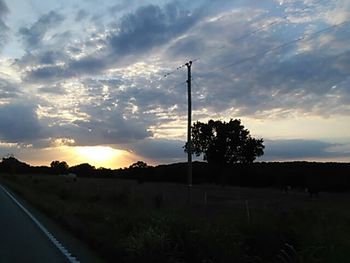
[185,119,264,165]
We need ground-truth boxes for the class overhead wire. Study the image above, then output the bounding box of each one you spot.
[206,20,350,74]
[162,58,200,78]
[233,0,324,43]
[161,0,325,79]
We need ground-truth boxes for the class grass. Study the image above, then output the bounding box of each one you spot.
[1,173,350,262]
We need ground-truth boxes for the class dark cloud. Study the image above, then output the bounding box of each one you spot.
[0,103,46,142]
[129,138,186,164]
[68,56,108,74]
[25,65,71,82]
[181,16,350,118]
[0,0,9,48]
[25,57,108,83]
[108,3,201,54]
[262,139,350,160]
[0,0,8,17]
[23,2,204,82]
[18,2,203,82]
[130,138,350,164]
[8,0,350,166]
[75,9,89,22]
[38,51,60,64]
[18,50,68,68]
[0,78,21,99]
[38,85,66,95]
[19,11,65,49]
[46,105,152,146]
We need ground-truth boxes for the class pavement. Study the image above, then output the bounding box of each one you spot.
[0,184,104,263]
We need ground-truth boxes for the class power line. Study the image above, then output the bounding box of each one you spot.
[233,0,324,43]
[162,58,199,78]
[161,20,348,101]
[162,0,325,79]
[206,20,350,74]
[160,3,346,95]
[163,63,187,78]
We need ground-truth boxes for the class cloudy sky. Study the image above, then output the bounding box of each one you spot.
[0,0,350,168]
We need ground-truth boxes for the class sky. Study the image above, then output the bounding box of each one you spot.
[0,0,350,168]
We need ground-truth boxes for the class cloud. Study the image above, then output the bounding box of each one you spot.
[18,11,65,50]
[262,139,350,160]
[75,9,89,22]
[0,103,46,143]
[25,65,72,82]
[128,138,186,163]
[23,2,204,82]
[6,0,350,167]
[129,138,350,164]
[108,0,138,15]
[38,85,66,95]
[45,104,153,146]
[324,0,350,25]
[17,50,68,69]
[0,78,21,99]
[0,0,8,18]
[178,8,350,118]
[68,56,108,75]
[108,3,201,55]
[0,0,9,48]
[20,1,350,146]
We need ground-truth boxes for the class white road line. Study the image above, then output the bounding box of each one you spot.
[0,184,80,263]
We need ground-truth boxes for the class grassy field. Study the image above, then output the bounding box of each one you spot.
[1,173,350,263]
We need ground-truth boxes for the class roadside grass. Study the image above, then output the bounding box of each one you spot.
[1,173,350,262]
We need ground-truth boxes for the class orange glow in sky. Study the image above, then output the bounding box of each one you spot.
[74,146,120,163]
[21,146,143,169]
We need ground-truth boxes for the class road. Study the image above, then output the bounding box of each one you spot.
[0,185,72,263]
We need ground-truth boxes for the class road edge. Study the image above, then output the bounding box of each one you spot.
[0,184,80,263]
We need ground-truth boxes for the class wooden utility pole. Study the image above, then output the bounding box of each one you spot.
[186,61,192,203]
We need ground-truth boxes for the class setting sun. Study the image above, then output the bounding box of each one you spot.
[21,145,141,169]
[75,146,120,163]
[70,145,142,168]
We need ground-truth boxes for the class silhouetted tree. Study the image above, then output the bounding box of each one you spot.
[127,161,152,183]
[185,119,265,165]
[0,156,30,174]
[96,167,114,178]
[69,163,96,177]
[50,160,69,174]
[129,161,149,169]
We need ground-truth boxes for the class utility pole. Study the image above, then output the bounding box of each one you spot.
[186,61,192,204]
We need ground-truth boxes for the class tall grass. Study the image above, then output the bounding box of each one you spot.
[1,174,350,263]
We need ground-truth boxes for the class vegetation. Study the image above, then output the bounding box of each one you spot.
[50,160,69,174]
[2,173,350,263]
[129,161,149,169]
[185,119,265,165]
[1,154,350,262]
[2,156,350,192]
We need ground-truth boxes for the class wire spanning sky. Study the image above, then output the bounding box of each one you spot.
[0,0,350,168]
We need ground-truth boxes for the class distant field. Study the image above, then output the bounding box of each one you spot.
[1,173,350,263]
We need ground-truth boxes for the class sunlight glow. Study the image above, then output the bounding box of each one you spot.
[75,146,121,163]
[19,146,142,169]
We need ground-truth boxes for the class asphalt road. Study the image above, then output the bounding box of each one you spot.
[0,185,69,263]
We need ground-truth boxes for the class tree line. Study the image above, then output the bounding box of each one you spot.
[2,156,350,192]
[1,119,350,192]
